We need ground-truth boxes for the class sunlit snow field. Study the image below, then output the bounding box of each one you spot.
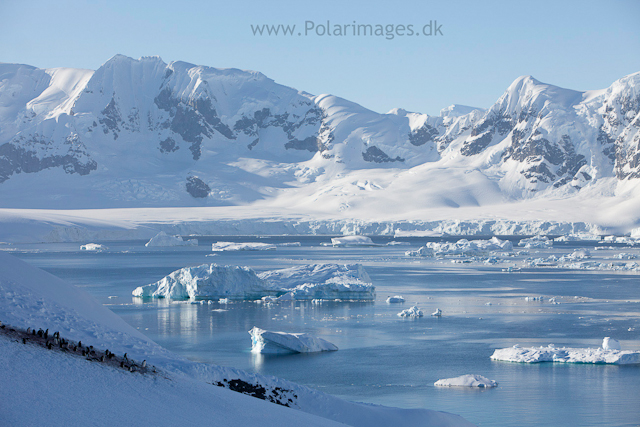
[6,236,640,427]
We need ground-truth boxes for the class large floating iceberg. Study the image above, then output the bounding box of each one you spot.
[258,263,371,289]
[132,264,272,299]
[434,374,498,388]
[145,231,198,247]
[406,237,512,257]
[133,263,375,300]
[249,327,338,354]
[491,340,640,365]
[211,242,276,251]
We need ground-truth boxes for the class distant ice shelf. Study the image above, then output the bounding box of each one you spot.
[249,327,338,354]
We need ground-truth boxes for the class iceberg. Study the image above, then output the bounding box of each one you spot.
[491,341,640,364]
[276,281,375,301]
[602,337,621,350]
[80,243,107,251]
[406,237,512,257]
[329,235,381,247]
[518,235,553,249]
[145,231,197,247]
[211,242,277,251]
[398,306,423,317]
[133,263,375,301]
[386,295,405,303]
[132,264,273,299]
[434,374,498,388]
[249,327,338,354]
[258,263,371,288]
[432,308,443,317]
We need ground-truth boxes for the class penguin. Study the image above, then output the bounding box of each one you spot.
[22,338,27,344]
[141,360,146,368]
[120,361,125,368]
[47,341,52,350]
[44,329,48,339]
[100,355,105,362]
[32,329,36,336]
[78,341,82,348]
[26,328,31,334]
[37,329,43,337]
[123,353,128,361]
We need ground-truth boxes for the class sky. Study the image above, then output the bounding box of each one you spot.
[1,0,639,115]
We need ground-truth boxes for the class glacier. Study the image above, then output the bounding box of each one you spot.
[249,327,338,354]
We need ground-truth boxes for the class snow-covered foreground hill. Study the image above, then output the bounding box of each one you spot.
[1,55,640,232]
[0,252,474,427]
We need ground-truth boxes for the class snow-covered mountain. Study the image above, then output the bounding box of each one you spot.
[1,55,639,215]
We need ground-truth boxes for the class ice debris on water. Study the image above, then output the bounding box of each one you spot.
[398,306,423,318]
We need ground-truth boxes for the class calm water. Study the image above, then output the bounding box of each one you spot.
[8,236,640,426]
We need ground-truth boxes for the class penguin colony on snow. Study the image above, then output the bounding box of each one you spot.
[1,321,156,375]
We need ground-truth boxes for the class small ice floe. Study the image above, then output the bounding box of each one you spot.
[386,295,405,303]
[80,243,108,251]
[211,242,276,251]
[434,374,498,388]
[386,241,411,246]
[501,266,522,272]
[275,242,302,247]
[145,231,197,247]
[491,339,640,364]
[107,296,118,299]
[218,298,230,304]
[249,327,338,354]
[432,308,443,317]
[524,296,544,302]
[398,306,423,318]
[330,236,382,247]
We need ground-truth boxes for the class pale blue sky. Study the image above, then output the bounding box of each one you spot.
[1,0,639,115]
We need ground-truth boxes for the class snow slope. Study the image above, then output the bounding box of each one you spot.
[0,251,475,426]
[1,56,640,232]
